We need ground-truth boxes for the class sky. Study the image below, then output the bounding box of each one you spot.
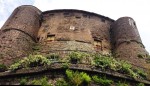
[0,0,150,53]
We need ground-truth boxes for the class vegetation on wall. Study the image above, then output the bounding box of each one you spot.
[17,69,145,86]
[92,75,113,85]
[9,55,51,71]
[0,51,146,85]
[69,51,91,64]
[0,64,7,72]
[93,54,147,79]
[66,69,91,86]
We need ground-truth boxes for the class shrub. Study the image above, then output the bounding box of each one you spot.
[55,78,68,86]
[69,51,90,64]
[80,72,91,83]
[20,77,27,85]
[93,54,147,79]
[62,62,70,69]
[134,68,147,79]
[94,54,121,71]
[46,53,59,61]
[137,83,145,86]
[120,61,138,79]
[66,69,91,86]
[9,55,51,71]
[0,64,7,72]
[116,81,128,86]
[92,75,113,86]
[31,76,51,86]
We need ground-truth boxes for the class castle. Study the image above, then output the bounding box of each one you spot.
[0,5,150,85]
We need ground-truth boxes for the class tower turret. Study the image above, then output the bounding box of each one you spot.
[0,5,42,66]
[111,17,148,67]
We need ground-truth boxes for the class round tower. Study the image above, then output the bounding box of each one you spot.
[111,17,148,67]
[0,5,42,66]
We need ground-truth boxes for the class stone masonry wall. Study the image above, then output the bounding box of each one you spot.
[38,10,114,55]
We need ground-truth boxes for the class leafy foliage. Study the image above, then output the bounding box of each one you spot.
[66,69,91,86]
[69,51,91,64]
[0,64,7,72]
[31,76,52,86]
[9,55,51,71]
[93,54,147,79]
[55,78,68,86]
[137,83,145,86]
[62,62,70,69]
[92,75,113,86]
[20,77,27,85]
[46,53,60,61]
[116,81,128,86]
[94,54,121,71]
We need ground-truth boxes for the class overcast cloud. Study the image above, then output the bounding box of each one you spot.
[0,0,150,53]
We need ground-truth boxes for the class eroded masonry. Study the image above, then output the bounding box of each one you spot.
[0,5,148,68]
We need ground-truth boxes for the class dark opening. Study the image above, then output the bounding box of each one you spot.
[37,37,40,41]
[47,34,55,37]
[76,16,81,19]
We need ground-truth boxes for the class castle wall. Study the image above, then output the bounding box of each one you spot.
[0,5,42,66]
[111,17,148,67]
[38,10,114,55]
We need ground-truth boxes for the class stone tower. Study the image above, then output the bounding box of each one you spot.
[0,5,41,65]
[111,17,148,68]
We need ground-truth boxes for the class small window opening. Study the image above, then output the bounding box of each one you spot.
[47,34,55,42]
